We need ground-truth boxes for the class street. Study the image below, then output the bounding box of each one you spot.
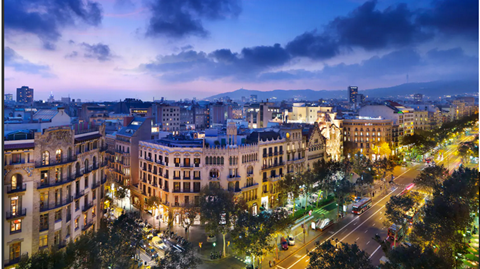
[275,129,477,269]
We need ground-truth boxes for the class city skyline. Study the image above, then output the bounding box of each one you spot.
[4,0,479,101]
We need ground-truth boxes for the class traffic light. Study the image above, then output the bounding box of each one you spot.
[213,242,216,247]
[227,241,230,247]
[199,242,203,248]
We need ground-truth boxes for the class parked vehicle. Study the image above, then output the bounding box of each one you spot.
[281,237,289,250]
[288,235,295,246]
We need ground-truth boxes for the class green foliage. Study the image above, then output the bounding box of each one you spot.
[411,168,479,266]
[231,210,293,266]
[384,194,416,227]
[18,214,142,269]
[146,195,161,208]
[308,240,374,269]
[154,242,201,269]
[413,165,447,195]
[380,244,446,269]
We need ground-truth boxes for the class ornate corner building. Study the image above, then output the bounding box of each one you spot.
[3,125,107,267]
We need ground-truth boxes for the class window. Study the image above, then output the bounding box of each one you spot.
[40,193,48,210]
[75,217,79,229]
[184,196,190,205]
[56,149,62,163]
[12,153,21,164]
[39,234,48,247]
[75,200,80,211]
[40,171,48,185]
[10,219,22,233]
[42,151,50,165]
[54,230,61,245]
[55,168,62,182]
[66,224,71,237]
[84,177,88,188]
[183,171,190,179]
[194,182,200,192]
[183,182,190,192]
[93,189,96,200]
[10,196,18,216]
[194,171,200,179]
[55,210,62,222]
[40,214,49,231]
[174,182,180,192]
[9,242,21,261]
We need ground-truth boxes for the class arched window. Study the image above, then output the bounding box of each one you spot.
[11,174,22,189]
[68,147,72,159]
[76,162,80,176]
[217,157,221,165]
[228,182,234,191]
[235,181,239,190]
[56,149,62,163]
[220,157,224,165]
[93,156,97,168]
[42,151,50,165]
[247,165,253,175]
[205,157,209,165]
[213,157,217,165]
[84,159,89,170]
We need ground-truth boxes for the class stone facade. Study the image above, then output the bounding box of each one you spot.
[3,126,107,267]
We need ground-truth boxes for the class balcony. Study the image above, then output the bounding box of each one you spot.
[82,202,94,212]
[99,146,108,152]
[66,214,72,222]
[269,175,282,182]
[35,156,78,168]
[82,220,94,231]
[242,183,259,191]
[74,190,85,200]
[101,176,107,184]
[209,176,220,181]
[261,161,285,170]
[6,208,27,219]
[227,175,241,181]
[37,175,76,189]
[228,188,242,193]
[40,196,74,212]
[263,153,268,158]
[91,181,101,190]
[6,183,27,194]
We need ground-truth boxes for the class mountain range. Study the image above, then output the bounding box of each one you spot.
[204,79,478,101]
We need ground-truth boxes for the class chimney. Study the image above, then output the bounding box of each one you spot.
[124,116,134,126]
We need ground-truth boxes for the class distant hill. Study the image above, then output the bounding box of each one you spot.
[204,79,479,101]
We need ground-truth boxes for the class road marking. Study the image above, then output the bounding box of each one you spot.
[339,205,386,243]
[364,230,368,233]
[356,237,360,241]
[372,223,376,226]
[277,266,286,269]
[286,186,401,269]
[380,217,383,221]
[369,245,382,259]
[367,241,370,245]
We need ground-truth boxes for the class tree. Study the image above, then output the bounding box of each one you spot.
[327,178,353,220]
[350,153,375,197]
[372,142,392,159]
[380,244,446,269]
[277,173,301,214]
[412,168,479,267]
[199,185,245,257]
[383,194,416,248]
[154,242,201,269]
[231,210,292,268]
[413,165,447,195]
[308,240,374,269]
[181,204,201,239]
[457,144,472,162]
[311,159,343,205]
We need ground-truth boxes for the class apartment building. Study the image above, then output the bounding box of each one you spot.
[135,123,327,222]
[342,117,393,159]
[3,126,107,268]
[287,104,332,124]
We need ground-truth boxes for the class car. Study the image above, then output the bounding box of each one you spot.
[146,234,153,240]
[288,235,295,246]
[281,237,288,250]
[153,241,166,250]
[138,222,145,228]
[146,223,153,229]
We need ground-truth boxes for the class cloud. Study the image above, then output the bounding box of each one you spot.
[416,0,478,40]
[4,0,103,49]
[81,43,112,61]
[65,51,79,59]
[140,43,291,82]
[4,46,54,77]
[145,0,241,38]
[286,0,477,61]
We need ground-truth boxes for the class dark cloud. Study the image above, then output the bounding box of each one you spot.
[82,43,112,61]
[417,0,478,40]
[285,0,476,61]
[4,46,54,77]
[141,43,290,81]
[425,47,478,71]
[146,0,241,38]
[285,31,339,60]
[4,0,103,49]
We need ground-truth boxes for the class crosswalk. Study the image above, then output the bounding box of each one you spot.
[312,208,329,215]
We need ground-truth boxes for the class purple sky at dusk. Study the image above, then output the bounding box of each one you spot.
[4,0,479,101]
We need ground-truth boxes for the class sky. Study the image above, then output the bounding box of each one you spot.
[4,0,479,101]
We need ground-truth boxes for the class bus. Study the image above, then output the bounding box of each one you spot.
[351,198,372,215]
[399,183,415,196]
[387,223,406,242]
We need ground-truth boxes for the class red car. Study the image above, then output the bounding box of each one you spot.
[281,237,288,250]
